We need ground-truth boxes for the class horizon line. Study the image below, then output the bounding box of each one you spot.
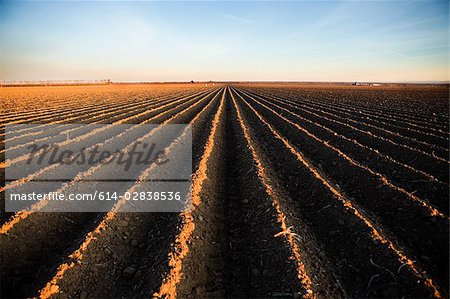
[1,79,450,85]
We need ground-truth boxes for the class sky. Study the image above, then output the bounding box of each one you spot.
[0,1,448,82]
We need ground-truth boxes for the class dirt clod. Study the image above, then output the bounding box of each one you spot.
[251,268,260,277]
[79,291,88,299]
[122,266,137,278]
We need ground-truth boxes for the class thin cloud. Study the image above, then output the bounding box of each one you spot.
[363,14,447,36]
[223,14,253,24]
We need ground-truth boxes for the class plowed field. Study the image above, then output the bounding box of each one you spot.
[1,83,448,298]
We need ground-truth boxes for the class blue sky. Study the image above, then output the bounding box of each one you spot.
[0,1,448,82]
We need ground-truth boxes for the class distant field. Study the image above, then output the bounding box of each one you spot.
[1,83,448,298]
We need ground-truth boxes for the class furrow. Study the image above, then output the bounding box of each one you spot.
[266,91,449,153]
[36,87,224,299]
[231,87,443,298]
[238,88,449,214]
[1,87,222,299]
[2,89,209,155]
[241,89,450,183]
[230,90,317,298]
[0,89,220,230]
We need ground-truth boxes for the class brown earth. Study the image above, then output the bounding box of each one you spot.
[0,83,448,298]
